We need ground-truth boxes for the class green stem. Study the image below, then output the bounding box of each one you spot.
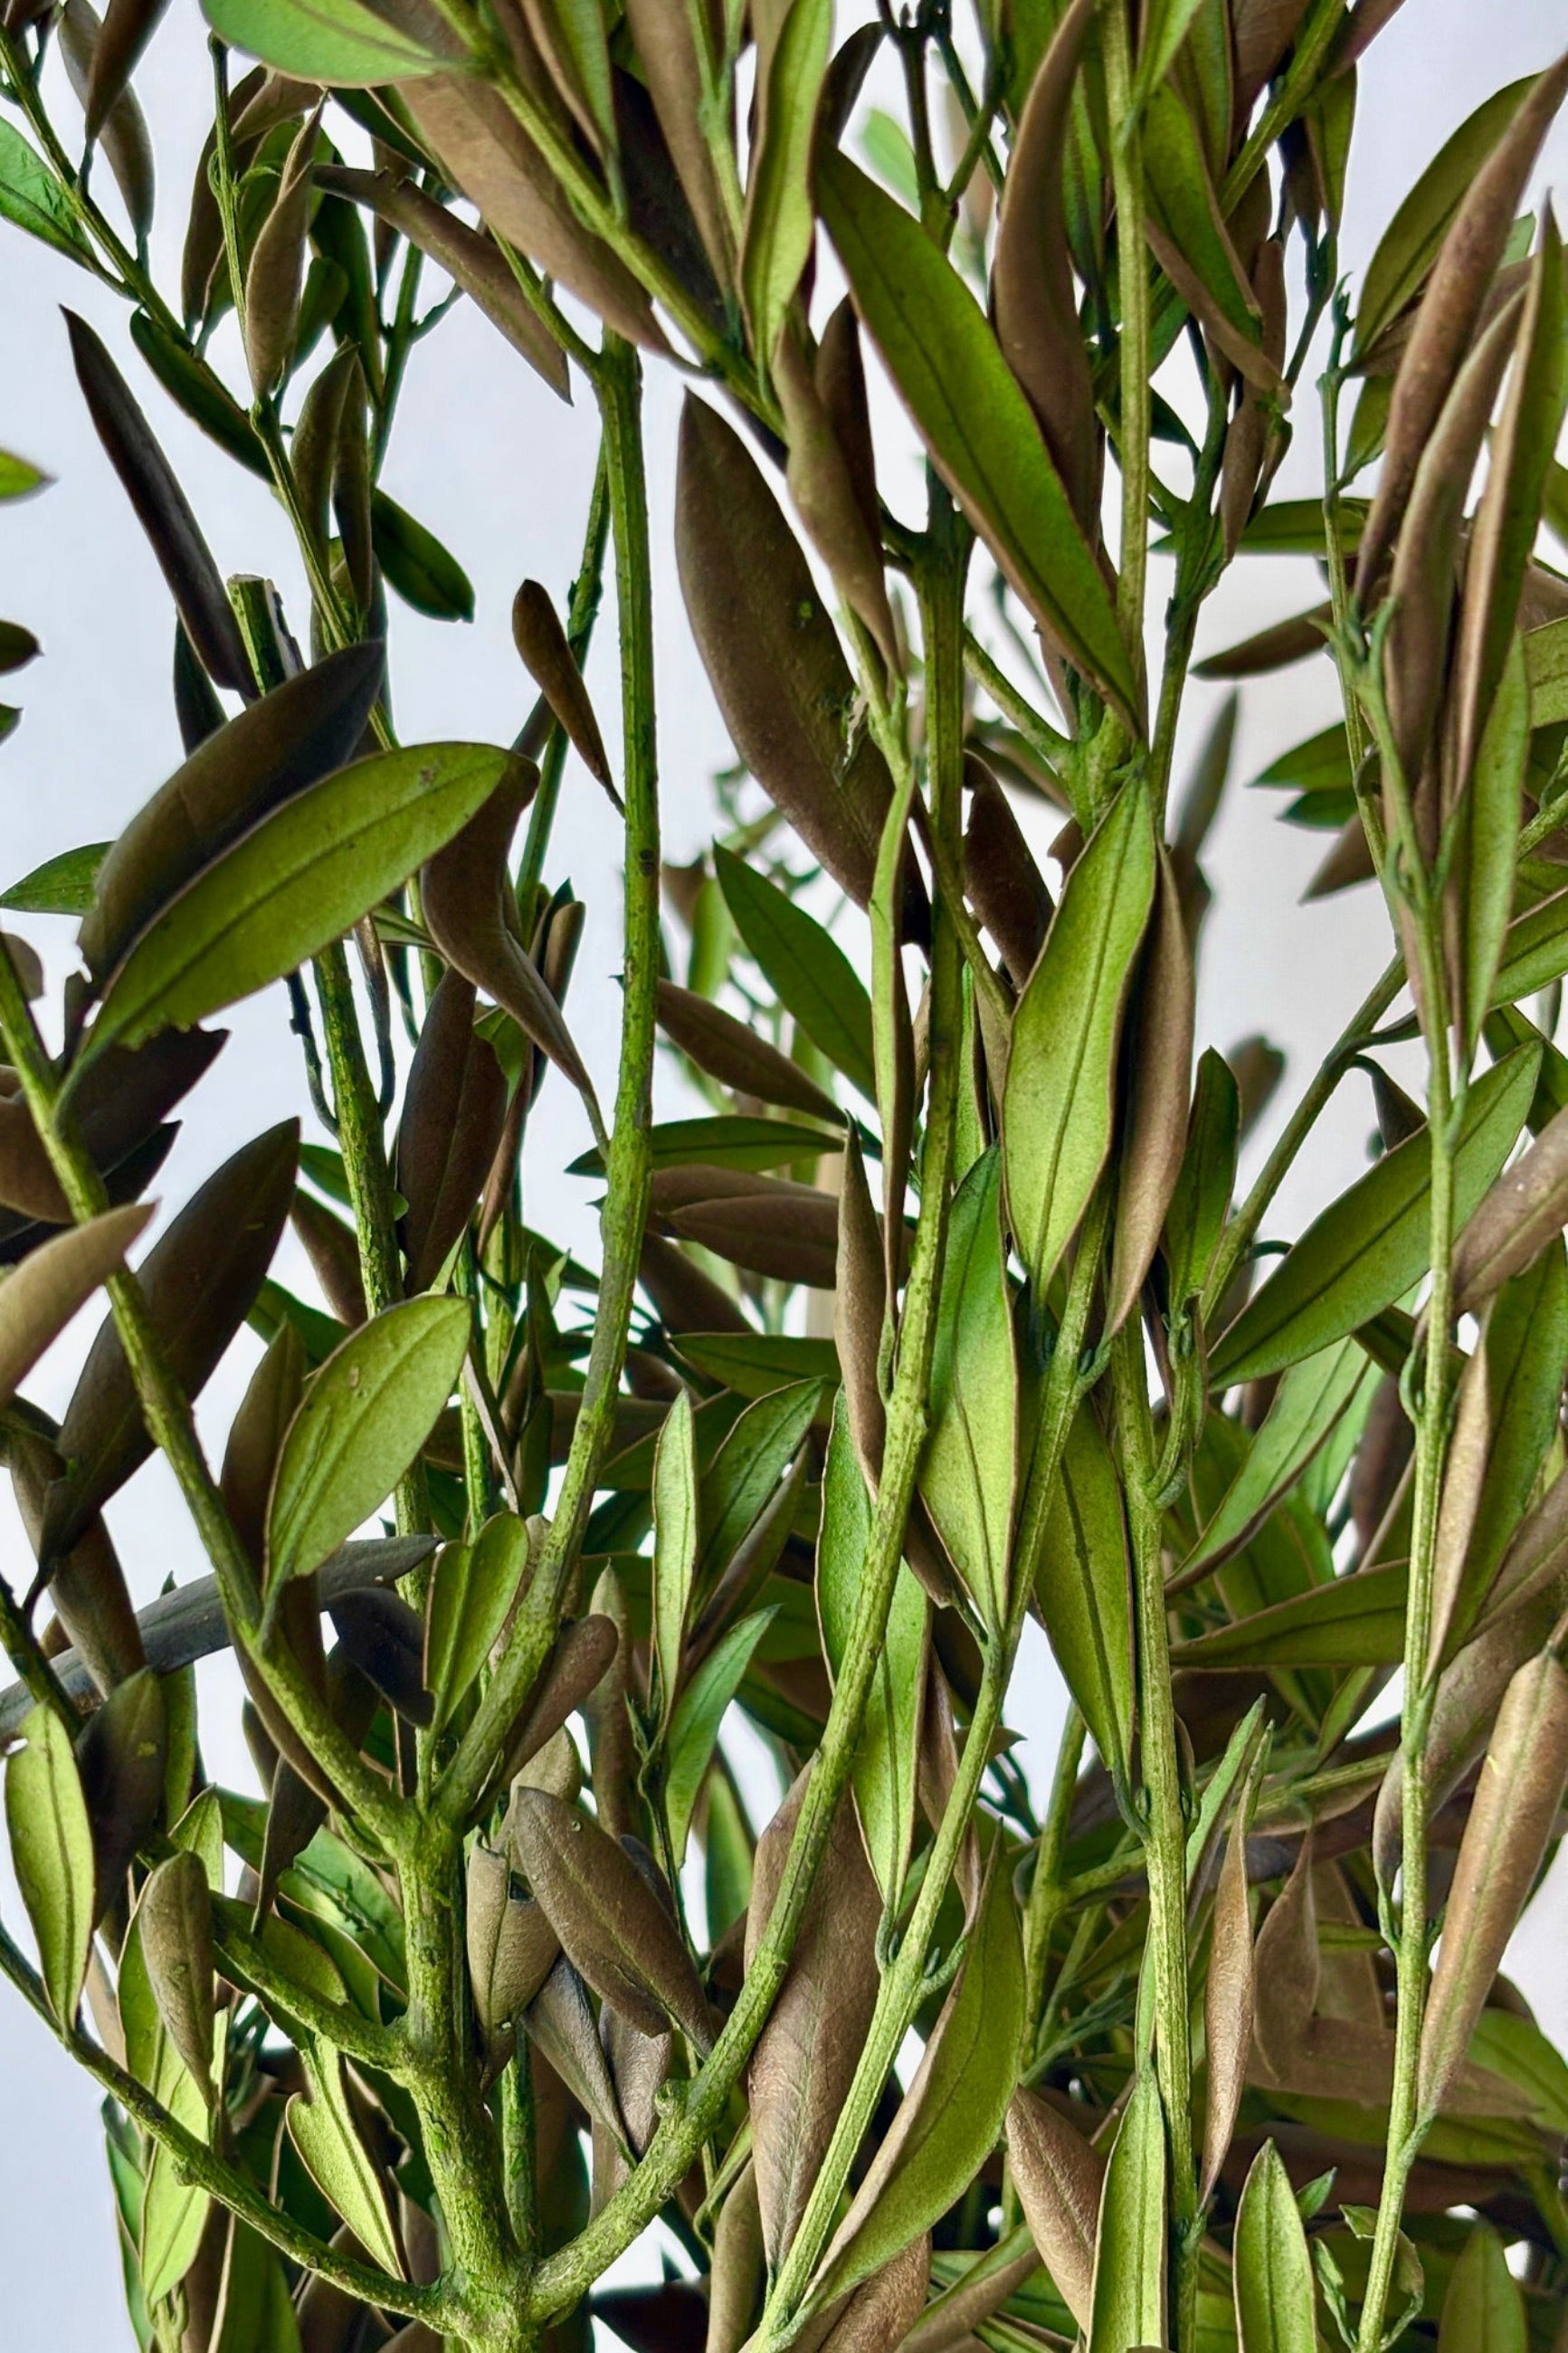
[1320,334,1369,776]
[1024,1705,1087,2036]
[437,337,659,1832]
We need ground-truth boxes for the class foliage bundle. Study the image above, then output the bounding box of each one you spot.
[2,1,1568,2348]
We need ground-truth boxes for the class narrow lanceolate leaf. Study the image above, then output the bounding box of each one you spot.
[138,1851,215,2105]
[81,0,169,137]
[1202,1813,1257,2203]
[64,311,249,693]
[243,104,319,395]
[676,399,895,910]
[742,0,832,371]
[201,0,442,82]
[396,970,508,1294]
[5,1703,95,2024]
[119,1889,209,2302]
[1438,2223,1528,2353]
[812,1840,1025,2312]
[1355,52,1568,593]
[1168,1047,1240,1307]
[424,1512,532,1733]
[81,745,513,1066]
[622,0,734,292]
[0,121,94,263]
[1004,778,1156,1290]
[1185,1339,1368,1574]
[1107,847,1195,1334]
[0,1203,149,1409]
[663,1611,774,1867]
[288,2050,402,2275]
[266,1297,470,1595]
[1005,2089,1104,2332]
[715,847,876,1100]
[59,0,155,242]
[818,149,1138,725]
[1034,1401,1135,1783]
[1460,631,1529,1054]
[1233,2140,1316,2353]
[80,642,385,982]
[746,1768,883,2269]
[1087,2071,1166,2353]
[775,314,898,668]
[1418,1650,1568,2120]
[1210,1046,1538,1386]
[509,1790,711,2050]
[511,580,615,801]
[655,980,842,1124]
[651,1387,698,1729]
[1450,1098,1568,1315]
[818,1399,927,1900]
[1144,83,1272,386]
[993,0,1098,532]
[919,1148,1017,1631]
[43,1122,298,1562]
[466,1846,557,2035]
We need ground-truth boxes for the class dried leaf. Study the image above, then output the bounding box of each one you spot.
[138,1849,215,2104]
[244,104,320,395]
[962,755,1053,985]
[774,319,897,670]
[466,1843,559,2036]
[622,0,734,294]
[510,1789,711,2049]
[396,969,508,1293]
[1451,1097,1568,1313]
[655,978,842,1125]
[511,579,615,800]
[77,1665,166,1920]
[1107,847,1195,1335]
[819,2235,932,2352]
[1005,2089,1103,2332]
[0,1203,149,1408]
[1202,1816,1256,2204]
[58,0,155,241]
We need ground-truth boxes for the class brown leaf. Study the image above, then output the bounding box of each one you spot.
[1427,1335,1492,1669]
[1356,50,1568,595]
[1419,1649,1568,2116]
[244,104,321,396]
[526,1953,628,2147]
[1107,848,1194,1337]
[655,978,842,1124]
[222,1321,307,1571]
[511,579,617,802]
[775,319,898,671]
[1201,1819,1255,2203]
[746,1771,881,2266]
[1193,606,1331,680]
[637,1230,749,1337]
[662,1189,840,1289]
[511,1789,712,2049]
[421,769,597,1112]
[706,2161,764,2353]
[1451,1098,1568,1314]
[819,2234,932,2351]
[79,1665,166,1922]
[64,310,251,694]
[1305,813,1377,898]
[138,1848,215,2101]
[290,1189,366,1329]
[80,644,384,982]
[833,1129,886,1484]
[467,1844,560,2037]
[40,1121,299,1563]
[962,755,1053,986]
[317,166,568,400]
[1005,2089,1102,2332]
[0,1203,149,1410]
[676,396,896,910]
[622,0,734,296]
[396,971,508,1295]
[495,1613,617,1795]
[58,0,155,242]
[328,1588,432,1727]
[7,1424,144,1697]
[80,0,167,136]
[992,0,1099,535]
[1221,238,1288,557]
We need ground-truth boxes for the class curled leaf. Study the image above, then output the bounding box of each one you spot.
[1005,2088,1103,2332]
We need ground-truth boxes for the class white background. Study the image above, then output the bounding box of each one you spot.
[2,1,1568,2339]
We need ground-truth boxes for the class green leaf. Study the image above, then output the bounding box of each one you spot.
[119,1894,211,2305]
[743,0,832,370]
[0,448,48,500]
[1087,2071,1166,2353]
[572,1114,838,1178]
[266,1296,470,1595]
[1133,0,1214,115]
[1438,2221,1526,2353]
[0,121,93,262]
[207,2224,303,2353]
[371,491,474,622]
[1356,78,1539,355]
[200,0,442,84]
[287,2047,401,2275]
[1463,631,1529,1048]
[1525,614,1568,727]
[1184,1339,1368,1575]
[1033,1399,1135,1784]
[663,1609,775,1864]
[1233,2140,1316,2353]
[651,1387,698,1726]
[0,843,109,914]
[1004,777,1156,1289]
[424,1510,532,1733]
[80,743,513,1066]
[697,1378,823,1595]
[813,1836,1025,2311]
[1143,83,1264,368]
[1173,1559,1409,1670]
[715,847,876,1100]
[672,1329,840,1398]
[1165,1047,1240,1306]
[5,1703,95,2025]
[1210,1047,1539,1386]
[1491,875,1568,1005]
[920,1148,1017,1630]
[816,148,1138,723]
[818,1395,927,1902]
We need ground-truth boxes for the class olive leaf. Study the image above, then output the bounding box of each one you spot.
[651,1386,698,1729]
[1438,2222,1527,2353]
[5,1702,95,2024]
[1087,2071,1165,2353]
[425,1512,533,1733]
[742,0,831,373]
[918,1148,1017,1631]
[715,846,876,1100]
[1233,2139,1317,2353]
[201,0,442,82]
[0,1202,149,1408]
[266,1295,470,1596]
[1005,2088,1103,2332]
[1033,1399,1135,1785]
[287,2047,403,2275]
